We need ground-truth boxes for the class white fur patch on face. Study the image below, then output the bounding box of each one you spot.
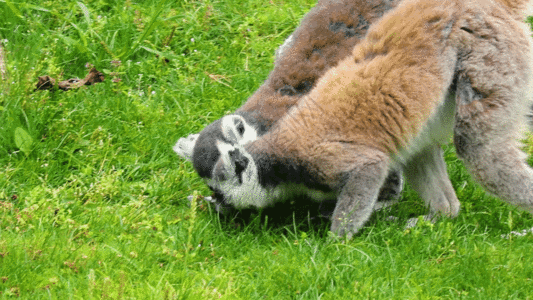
[208,140,273,208]
[220,115,258,145]
[173,133,199,162]
[208,140,338,209]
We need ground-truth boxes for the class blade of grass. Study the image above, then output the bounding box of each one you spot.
[77,2,92,27]
[0,41,6,82]
[120,0,170,60]
[4,0,23,19]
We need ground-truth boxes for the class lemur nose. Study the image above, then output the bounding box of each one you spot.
[228,149,249,184]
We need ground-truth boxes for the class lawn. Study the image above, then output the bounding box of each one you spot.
[1,0,533,299]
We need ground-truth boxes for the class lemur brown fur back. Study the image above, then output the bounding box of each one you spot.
[256,0,531,163]
[238,0,401,129]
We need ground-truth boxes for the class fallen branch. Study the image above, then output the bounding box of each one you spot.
[35,67,105,91]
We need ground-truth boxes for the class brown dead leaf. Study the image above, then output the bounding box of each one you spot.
[35,67,105,91]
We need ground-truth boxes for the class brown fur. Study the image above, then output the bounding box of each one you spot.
[246,0,533,236]
[255,0,460,167]
[497,0,532,15]
[258,0,529,167]
[237,0,402,129]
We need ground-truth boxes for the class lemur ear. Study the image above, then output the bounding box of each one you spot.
[173,133,199,162]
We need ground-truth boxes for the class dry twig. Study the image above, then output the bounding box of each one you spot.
[204,71,235,91]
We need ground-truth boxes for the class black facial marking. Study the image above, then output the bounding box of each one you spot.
[229,149,249,184]
[235,111,269,135]
[192,112,263,180]
[234,118,245,136]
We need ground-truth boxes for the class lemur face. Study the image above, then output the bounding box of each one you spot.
[174,114,271,212]
[207,141,274,209]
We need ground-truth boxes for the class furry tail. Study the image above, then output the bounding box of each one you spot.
[497,0,533,15]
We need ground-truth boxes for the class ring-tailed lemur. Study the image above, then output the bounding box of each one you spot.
[175,0,405,216]
[178,0,533,238]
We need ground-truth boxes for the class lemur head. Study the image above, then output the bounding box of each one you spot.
[174,114,273,213]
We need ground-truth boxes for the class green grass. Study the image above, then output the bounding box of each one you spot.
[1,0,533,298]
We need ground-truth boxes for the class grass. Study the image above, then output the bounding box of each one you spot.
[1,0,533,298]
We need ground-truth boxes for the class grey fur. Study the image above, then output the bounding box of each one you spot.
[330,150,391,239]
[404,145,460,220]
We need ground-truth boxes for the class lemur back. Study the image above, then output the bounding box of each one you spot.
[175,0,405,215]
[200,0,533,238]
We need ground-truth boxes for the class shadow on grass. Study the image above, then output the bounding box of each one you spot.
[210,196,334,236]
[204,194,427,237]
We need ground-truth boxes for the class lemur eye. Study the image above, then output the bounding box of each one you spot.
[236,122,245,136]
[233,118,245,136]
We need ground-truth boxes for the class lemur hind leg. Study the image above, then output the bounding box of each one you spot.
[330,149,390,239]
[454,75,533,215]
[404,145,460,226]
